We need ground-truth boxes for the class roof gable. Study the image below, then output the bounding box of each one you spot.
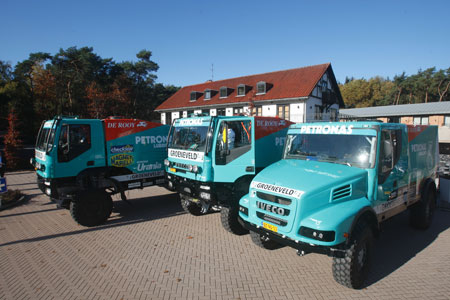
[156,63,343,111]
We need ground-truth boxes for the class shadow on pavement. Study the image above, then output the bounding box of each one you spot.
[365,209,450,287]
[0,191,184,248]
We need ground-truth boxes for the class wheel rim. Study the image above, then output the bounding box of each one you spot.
[357,244,367,271]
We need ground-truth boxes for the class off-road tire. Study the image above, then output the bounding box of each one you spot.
[250,231,280,250]
[409,183,436,230]
[180,195,204,216]
[332,221,373,289]
[220,206,248,235]
[70,189,113,227]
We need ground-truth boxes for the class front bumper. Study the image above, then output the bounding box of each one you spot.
[238,217,347,258]
[166,173,215,203]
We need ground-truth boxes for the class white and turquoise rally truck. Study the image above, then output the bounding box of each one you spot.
[31,116,169,226]
[165,115,293,234]
[239,121,438,288]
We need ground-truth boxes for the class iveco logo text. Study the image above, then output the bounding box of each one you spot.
[257,201,287,216]
[300,125,353,135]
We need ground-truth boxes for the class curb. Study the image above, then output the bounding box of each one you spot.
[0,195,27,211]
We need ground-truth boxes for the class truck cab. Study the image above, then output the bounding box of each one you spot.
[165,115,292,234]
[239,121,438,288]
[32,116,169,227]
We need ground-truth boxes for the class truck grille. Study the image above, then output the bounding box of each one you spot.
[256,192,291,205]
[332,184,351,201]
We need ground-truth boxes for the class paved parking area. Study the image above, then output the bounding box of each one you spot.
[1,171,450,300]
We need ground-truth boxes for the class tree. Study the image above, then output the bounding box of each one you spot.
[4,109,24,170]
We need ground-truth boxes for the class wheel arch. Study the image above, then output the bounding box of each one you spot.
[348,207,379,242]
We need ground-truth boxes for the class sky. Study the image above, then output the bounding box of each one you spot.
[1,0,449,87]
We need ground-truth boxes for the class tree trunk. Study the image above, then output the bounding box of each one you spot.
[438,80,450,102]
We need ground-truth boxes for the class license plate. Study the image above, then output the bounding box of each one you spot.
[262,222,278,233]
[169,168,176,173]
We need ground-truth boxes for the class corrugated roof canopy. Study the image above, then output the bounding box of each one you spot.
[340,102,450,118]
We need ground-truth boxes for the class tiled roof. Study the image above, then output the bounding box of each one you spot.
[340,101,450,118]
[156,63,341,111]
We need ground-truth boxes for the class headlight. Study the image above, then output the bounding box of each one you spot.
[192,165,198,173]
[164,159,170,167]
[188,165,193,172]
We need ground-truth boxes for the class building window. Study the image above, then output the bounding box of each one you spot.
[445,116,450,126]
[330,108,337,121]
[204,90,211,100]
[277,104,289,120]
[237,84,246,96]
[234,107,244,115]
[217,108,226,116]
[220,87,231,98]
[315,105,322,120]
[256,82,266,94]
[252,106,262,116]
[414,116,429,125]
[190,91,202,102]
[202,109,209,116]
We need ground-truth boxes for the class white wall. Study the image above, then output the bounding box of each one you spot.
[290,102,305,123]
[160,113,166,124]
[194,109,202,115]
[243,106,251,115]
[210,108,217,116]
[171,111,180,120]
[225,107,233,116]
[262,104,276,117]
[182,111,188,118]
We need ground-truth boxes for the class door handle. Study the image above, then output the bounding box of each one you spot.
[245,166,254,172]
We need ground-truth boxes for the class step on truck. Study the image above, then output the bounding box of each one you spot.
[31,116,169,226]
[239,121,438,288]
[165,115,293,234]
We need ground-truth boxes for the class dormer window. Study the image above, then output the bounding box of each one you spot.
[190,91,203,102]
[220,86,233,98]
[204,89,217,100]
[257,81,266,94]
[237,85,245,96]
[236,84,251,97]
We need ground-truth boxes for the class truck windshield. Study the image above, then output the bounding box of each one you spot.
[284,133,377,169]
[36,125,56,152]
[168,126,209,152]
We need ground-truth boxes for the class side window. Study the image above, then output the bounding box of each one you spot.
[58,124,91,162]
[215,120,252,165]
[378,129,402,184]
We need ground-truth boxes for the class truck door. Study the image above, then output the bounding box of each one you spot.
[376,128,406,207]
[213,118,255,182]
[54,121,105,178]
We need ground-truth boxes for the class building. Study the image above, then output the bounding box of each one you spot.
[340,102,450,144]
[155,63,344,124]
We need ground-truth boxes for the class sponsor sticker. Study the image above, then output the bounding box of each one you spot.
[251,181,304,199]
[168,149,204,162]
[300,125,353,135]
[110,144,134,154]
[111,171,165,182]
[178,119,204,126]
[35,150,46,161]
[110,154,134,167]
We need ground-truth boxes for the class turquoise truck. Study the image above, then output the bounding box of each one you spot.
[165,115,293,234]
[31,116,169,226]
[239,121,438,288]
